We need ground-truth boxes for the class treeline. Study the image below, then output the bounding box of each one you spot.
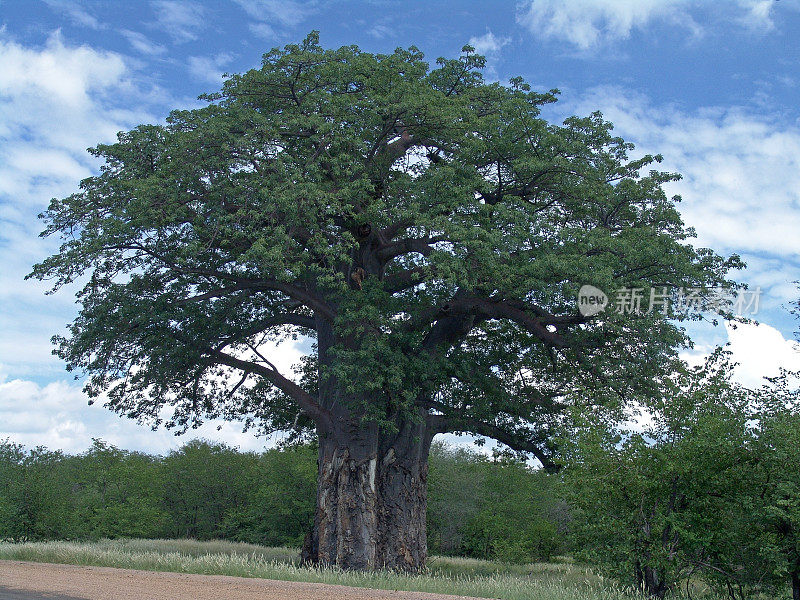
[0,438,563,562]
[0,438,317,546]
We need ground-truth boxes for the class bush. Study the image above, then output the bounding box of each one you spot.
[428,442,562,562]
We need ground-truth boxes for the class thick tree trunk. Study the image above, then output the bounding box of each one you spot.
[301,420,431,571]
[792,569,800,600]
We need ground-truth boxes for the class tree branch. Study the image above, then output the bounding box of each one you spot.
[376,235,445,262]
[429,412,557,471]
[206,346,333,428]
[419,294,574,353]
[376,128,416,165]
[111,243,338,321]
[382,268,427,294]
[215,313,317,351]
[188,276,336,322]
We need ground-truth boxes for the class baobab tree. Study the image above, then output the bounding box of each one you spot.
[31,33,739,571]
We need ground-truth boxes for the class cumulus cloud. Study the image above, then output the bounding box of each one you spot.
[0,372,265,453]
[517,0,694,50]
[467,31,511,81]
[0,32,308,453]
[682,321,798,383]
[725,321,800,387]
[0,33,159,378]
[516,0,788,50]
[151,0,206,43]
[558,86,800,309]
[556,85,800,396]
[0,33,126,108]
[0,334,306,453]
[468,30,510,56]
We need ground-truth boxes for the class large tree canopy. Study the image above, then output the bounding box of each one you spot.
[31,33,740,570]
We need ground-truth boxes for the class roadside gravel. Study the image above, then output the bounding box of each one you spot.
[0,561,487,600]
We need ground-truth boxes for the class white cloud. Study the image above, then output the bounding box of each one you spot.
[0,32,152,203]
[249,22,277,40]
[121,29,167,55]
[0,21,303,451]
[468,31,510,57]
[0,33,126,107]
[0,373,263,453]
[0,32,137,213]
[0,337,305,453]
[517,0,694,50]
[233,0,312,28]
[684,322,800,390]
[187,52,235,84]
[736,0,776,31]
[734,255,799,312]
[368,25,392,40]
[725,321,800,387]
[559,86,800,308]
[0,33,160,379]
[516,0,789,50]
[234,0,313,40]
[43,0,104,30]
[467,31,511,82]
[151,0,206,43]
[0,33,307,455]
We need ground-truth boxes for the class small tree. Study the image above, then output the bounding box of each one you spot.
[427,443,560,562]
[74,439,166,539]
[0,440,27,541]
[223,444,317,546]
[31,33,738,570]
[563,353,763,598]
[159,440,252,539]
[756,382,800,600]
[459,454,559,564]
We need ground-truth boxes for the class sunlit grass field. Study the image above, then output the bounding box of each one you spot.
[0,538,722,600]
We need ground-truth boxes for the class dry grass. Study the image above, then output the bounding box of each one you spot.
[0,539,722,600]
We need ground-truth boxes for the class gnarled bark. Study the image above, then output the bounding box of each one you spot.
[301,419,432,571]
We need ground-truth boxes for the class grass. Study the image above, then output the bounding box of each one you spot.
[0,538,715,600]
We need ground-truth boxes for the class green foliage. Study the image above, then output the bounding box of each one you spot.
[462,509,558,565]
[0,437,564,562]
[71,439,167,539]
[753,387,800,598]
[29,33,740,461]
[0,442,76,541]
[428,442,561,563]
[0,440,26,540]
[561,352,800,599]
[0,439,316,546]
[426,443,488,554]
[159,440,253,539]
[222,443,317,546]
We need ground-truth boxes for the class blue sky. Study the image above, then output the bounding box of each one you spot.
[1,0,799,453]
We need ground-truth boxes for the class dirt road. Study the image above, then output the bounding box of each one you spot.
[0,561,485,600]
